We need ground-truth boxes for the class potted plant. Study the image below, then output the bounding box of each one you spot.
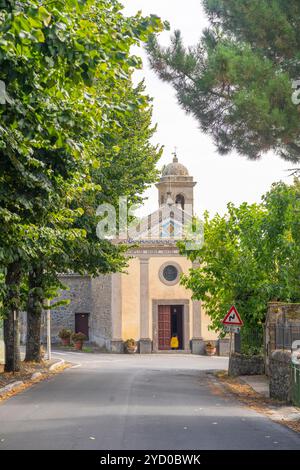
[124,338,137,354]
[58,328,72,346]
[205,341,216,356]
[72,332,87,351]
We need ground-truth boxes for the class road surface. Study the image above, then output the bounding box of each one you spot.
[0,352,299,450]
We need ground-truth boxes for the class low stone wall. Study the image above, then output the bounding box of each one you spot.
[229,353,265,377]
[269,350,292,403]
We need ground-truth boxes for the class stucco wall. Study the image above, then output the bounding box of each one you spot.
[201,309,218,341]
[121,255,193,342]
[149,256,193,339]
[122,258,140,340]
[121,254,218,344]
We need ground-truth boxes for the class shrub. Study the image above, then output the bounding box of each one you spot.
[72,332,87,343]
[124,338,136,349]
[58,328,72,340]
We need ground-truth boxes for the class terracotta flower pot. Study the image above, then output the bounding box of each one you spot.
[126,346,137,354]
[206,346,216,356]
[124,339,137,354]
[74,341,83,351]
[62,337,70,346]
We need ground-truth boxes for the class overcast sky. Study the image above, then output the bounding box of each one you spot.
[121,0,293,217]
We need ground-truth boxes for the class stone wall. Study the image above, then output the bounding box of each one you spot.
[18,274,114,351]
[265,302,300,375]
[90,276,112,350]
[269,350,292,403]
[229,353,265,377]
[49,275,92,342]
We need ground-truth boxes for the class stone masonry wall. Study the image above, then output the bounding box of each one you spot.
[269,350,292,403]
[19,274,114,350]
[89,275,112,350]
[49,275,92,343]
[229,353,265,377]
[265,302,300,375]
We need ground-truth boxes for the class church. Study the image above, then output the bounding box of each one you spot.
[48,155,218,354]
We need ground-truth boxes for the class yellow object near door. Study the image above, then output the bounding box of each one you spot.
[170,336,179,349]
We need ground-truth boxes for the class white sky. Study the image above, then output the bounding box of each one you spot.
[121,0,293,217]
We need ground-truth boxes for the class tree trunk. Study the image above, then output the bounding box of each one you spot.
[3,261,22,372]
[25,264,44,363]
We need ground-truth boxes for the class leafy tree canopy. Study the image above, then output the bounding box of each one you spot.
[0,0,164,267]
[147,0,300,162]
[0,0,165,367]
[179,180,300,332]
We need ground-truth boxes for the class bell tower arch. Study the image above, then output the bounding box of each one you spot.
[156,153,196,216]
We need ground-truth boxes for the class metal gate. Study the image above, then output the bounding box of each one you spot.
[292,363,300,407]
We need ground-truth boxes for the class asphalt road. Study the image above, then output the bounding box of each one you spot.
[0,352,299,450]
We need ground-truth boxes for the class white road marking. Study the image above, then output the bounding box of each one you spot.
[52,352,71,356]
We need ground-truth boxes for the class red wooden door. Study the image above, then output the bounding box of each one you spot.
[158,306,171,350]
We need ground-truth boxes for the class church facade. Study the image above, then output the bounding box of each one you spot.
[48,156,218,353]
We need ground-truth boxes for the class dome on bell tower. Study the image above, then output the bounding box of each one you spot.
[162,154,189,177]
[156,152,196,216]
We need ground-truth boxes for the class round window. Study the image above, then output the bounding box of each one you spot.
[163,265,178,282]
[159,262,182,286]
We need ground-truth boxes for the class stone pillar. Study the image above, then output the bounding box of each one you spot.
[139,257,152,354]
[191,260,204,354]
[111,273,123,353]
[269,350,292,403]
[191,300,204,354]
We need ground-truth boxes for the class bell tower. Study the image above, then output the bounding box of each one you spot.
[156,153,196,216]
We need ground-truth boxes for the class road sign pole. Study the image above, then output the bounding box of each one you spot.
[229,331,233,359]
[222,306,243,366]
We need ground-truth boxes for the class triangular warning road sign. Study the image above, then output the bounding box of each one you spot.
[222,306,243,326]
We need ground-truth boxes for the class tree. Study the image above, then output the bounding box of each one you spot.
[0,0,164,369]
[24,80,162,362]
[147,0,300,162]
[179,180,300,335]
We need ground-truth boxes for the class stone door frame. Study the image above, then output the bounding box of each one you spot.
[152,299,190,353]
